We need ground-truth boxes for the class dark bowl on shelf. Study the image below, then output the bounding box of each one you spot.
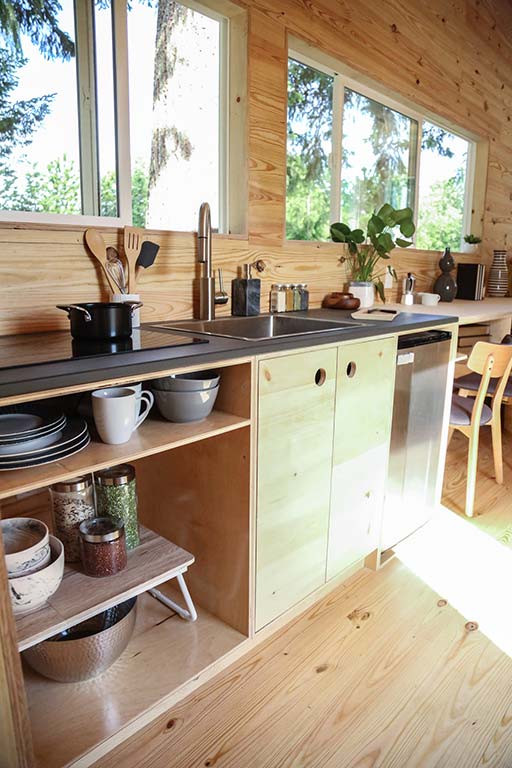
[22,597,137,682]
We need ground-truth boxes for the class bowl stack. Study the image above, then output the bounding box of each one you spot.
[2,518,65,615]
[152,370,220,423]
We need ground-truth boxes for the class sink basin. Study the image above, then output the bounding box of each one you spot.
[153,314,364,341]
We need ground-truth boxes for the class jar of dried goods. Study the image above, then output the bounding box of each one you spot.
[50,476,96,562]
[94,464,139,550]
[79,517,127,577]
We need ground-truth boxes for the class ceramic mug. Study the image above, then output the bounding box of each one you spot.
[92,387,154,444]
[421,293,441,306]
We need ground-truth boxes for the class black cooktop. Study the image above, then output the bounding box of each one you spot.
[0,328,207,372]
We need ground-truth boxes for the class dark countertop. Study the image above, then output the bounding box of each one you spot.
[0,309,457,400]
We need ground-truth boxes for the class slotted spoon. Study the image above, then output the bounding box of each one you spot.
[124,227,144,293]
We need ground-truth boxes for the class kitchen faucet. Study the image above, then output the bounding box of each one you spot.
[197,202,228,320]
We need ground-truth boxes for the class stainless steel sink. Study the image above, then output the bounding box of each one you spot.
[153,314,364,341]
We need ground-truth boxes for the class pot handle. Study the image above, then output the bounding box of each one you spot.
[126,301,143,315]
[56,304,93,322]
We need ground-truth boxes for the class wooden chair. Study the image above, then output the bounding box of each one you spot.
[449,341,512,518]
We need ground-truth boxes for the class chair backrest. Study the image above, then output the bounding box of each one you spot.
[467,341,512,425]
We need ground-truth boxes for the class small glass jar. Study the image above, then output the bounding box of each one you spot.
[95,464,139,550]
[284,284,294,311]
[79,517,127,577]
[292,284,301,311]
[270,283,286,313]
[50,476,96,562]
[299,283,309,311]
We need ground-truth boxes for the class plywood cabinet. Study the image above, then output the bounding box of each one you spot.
[327,337,396,579]
[255,347,336,630]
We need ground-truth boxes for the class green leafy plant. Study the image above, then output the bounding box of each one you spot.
[330,203,416,301]
[464,233,482,244]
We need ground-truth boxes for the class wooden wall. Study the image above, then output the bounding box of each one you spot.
[1,0,512,337]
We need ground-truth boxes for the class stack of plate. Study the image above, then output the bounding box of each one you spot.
[0,405,90,471]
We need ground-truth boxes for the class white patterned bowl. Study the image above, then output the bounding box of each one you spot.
[1,517,50,578]
[9,536,64,615]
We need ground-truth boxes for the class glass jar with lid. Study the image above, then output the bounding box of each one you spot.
[50,475,96,562]
[299,283,309,311]
[79,517,127,577]
[95,464,139,550]
[270,284,286,313]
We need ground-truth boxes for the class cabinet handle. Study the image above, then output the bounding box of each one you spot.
[346,361,357,378]
[315,368,326,386]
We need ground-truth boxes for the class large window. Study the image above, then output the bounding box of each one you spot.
[0,0,246,231]
[287,50,475,250]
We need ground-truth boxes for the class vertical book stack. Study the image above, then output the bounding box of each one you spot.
[456,263,486,300]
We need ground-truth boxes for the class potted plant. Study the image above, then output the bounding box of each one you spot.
[330,204,416,307]
[462,234,482,254]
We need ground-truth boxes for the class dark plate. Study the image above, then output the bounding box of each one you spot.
[0,404,66,442]
[0,421,89,470]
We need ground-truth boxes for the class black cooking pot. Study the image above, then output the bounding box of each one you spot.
[57,302,143,340]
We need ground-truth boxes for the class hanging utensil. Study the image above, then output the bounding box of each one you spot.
[123,227,144,293]
[106,246,127,294]
[84,230,118,294]
[135,241,160,284]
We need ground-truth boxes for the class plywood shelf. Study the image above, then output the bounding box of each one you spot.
[0,410,251,501]
[16,526,194,652]
[25,589,246,768]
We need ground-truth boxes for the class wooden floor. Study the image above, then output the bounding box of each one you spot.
[101,428,512,768]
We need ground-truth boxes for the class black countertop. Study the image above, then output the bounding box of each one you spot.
[0,309,457,400]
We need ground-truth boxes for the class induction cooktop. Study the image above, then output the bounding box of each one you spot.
[0,328,208,372]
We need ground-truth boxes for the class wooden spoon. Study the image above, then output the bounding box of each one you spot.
[124,227,144,293]
[84,229,118,294]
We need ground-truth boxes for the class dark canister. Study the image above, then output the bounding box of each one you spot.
[79,517,127,577]
[94,464,139,550]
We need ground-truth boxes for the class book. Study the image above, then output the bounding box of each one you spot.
[456,263,485,300]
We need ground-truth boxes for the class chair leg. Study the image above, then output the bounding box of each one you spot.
[465,428,480,518]
[447,426,455,445]
[491,415,504,485]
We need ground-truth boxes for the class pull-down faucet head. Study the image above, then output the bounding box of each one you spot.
[198,202,211,272]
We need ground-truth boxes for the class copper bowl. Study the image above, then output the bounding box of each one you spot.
[22,597,137,682]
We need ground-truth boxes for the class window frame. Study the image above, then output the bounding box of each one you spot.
[288,39,484,250]
[0,0,247,234]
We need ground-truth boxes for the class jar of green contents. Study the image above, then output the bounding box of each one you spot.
[94,464,139,550]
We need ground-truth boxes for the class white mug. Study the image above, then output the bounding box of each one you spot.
[421,293,441,306]
[92,387,154,444]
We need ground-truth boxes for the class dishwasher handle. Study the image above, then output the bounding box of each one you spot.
[397,330,452,350]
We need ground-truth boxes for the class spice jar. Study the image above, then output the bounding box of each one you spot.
[79,517,127,577]
[270,283,286,313]
[50,476,96,562]
[95,464,139,550]
[299,283,309,311]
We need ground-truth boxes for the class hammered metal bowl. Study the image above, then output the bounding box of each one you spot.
[23,597,137,682]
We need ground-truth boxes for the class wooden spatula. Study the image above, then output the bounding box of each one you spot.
[124,226,144,293]
[84,229,118,294]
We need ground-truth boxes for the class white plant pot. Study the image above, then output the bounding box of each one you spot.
[350,281,374,308]
[462,243,479,255]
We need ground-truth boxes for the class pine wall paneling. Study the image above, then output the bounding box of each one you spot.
[1,0,511,337]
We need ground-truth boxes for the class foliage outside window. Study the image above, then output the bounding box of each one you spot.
[286,54,473,251]
[0,0,230,230]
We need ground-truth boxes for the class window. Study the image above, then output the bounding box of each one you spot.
[286,47,477,250]
[0,0,246,232]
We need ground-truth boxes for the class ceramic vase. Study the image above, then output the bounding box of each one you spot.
[487,250,509,297]
[349,281,374,308]
[433,248,457,302]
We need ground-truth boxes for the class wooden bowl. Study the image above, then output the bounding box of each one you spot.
[322,293,361,310]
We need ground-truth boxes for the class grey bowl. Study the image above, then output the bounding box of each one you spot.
[22,597,137,682]
[152,370,220,392]
[153,385,219,422]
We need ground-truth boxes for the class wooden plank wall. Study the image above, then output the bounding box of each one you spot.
[1,0,511,337]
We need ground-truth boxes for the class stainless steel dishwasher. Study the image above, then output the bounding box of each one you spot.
[381,329,452,551]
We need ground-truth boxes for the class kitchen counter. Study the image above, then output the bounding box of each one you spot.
[0,308,456,400]
[385,297,512,325]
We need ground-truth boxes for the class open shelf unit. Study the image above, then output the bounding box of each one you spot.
[0,358,254,767]
[25,588,246,768]
[16,525,194,651]
[0,410,250,500]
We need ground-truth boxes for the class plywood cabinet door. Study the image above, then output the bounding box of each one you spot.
[327,337,396,580]
[256,348,337,630]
